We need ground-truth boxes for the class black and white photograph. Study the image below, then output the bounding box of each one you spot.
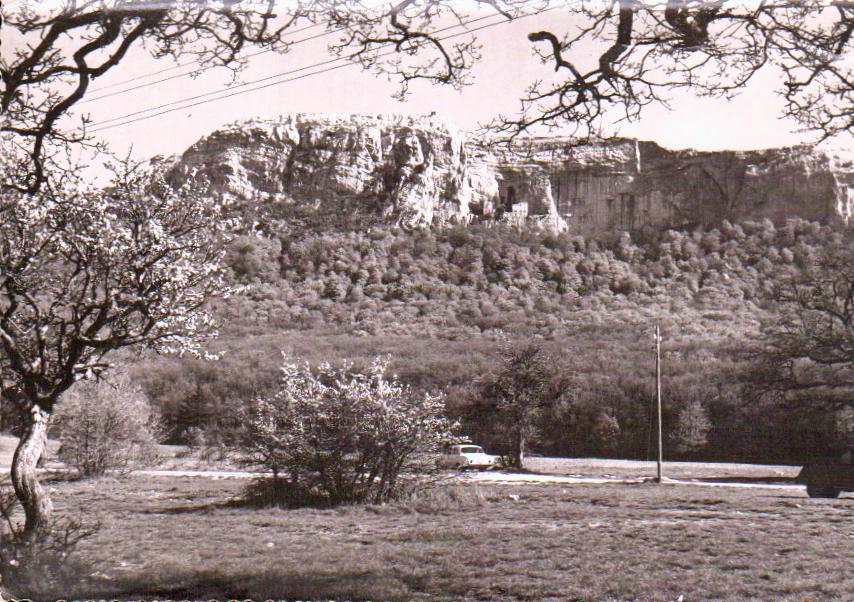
[1,1,852,600]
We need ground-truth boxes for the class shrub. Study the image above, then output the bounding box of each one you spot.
[592,410,622,453]
[236,356,455,506]
[394,484,501,514]
[53,373,162,478]
[0,488,98,598]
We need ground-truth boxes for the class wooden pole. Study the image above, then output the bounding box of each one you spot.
[655,323,663,483]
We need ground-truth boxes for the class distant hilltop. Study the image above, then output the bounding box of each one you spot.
[163,113,854,233]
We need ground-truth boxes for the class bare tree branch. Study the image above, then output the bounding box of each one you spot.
[1,0,311,192]
[491,1,853,143]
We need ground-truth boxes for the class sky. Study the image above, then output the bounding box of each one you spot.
[4,1,850,172]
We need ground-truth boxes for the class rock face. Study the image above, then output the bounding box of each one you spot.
[530,138,854,234]
[168,114,484,229]
[167,113,854,233]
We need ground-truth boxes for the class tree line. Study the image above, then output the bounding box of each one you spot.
[126,216,852,466]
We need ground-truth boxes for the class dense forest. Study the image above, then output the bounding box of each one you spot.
[126,215,851,465]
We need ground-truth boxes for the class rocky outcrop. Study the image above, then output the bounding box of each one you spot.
[166,113,854,234]
[168,114,513,229]
[533,139,854,234]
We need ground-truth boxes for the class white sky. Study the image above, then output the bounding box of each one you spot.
[4,1,849,173]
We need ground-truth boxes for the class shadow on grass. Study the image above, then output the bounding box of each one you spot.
[138,479,337,515]
[137,501,233,515]
[67,568,416,602]
[20,471,81,484]
[139,478,495,518]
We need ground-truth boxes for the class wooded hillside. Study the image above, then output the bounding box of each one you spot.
[127,216,852,464]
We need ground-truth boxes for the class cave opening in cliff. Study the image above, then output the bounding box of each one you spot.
[505,185,517,212]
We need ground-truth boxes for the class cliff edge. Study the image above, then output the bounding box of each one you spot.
[165,113,854,233]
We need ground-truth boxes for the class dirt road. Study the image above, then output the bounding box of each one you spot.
[119,467,814,493]
[467,470,808,491]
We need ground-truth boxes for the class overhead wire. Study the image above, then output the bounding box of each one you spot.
[85,19,324,95]
[79,23,342,105]
[87,3,542,128]
[89,53,344,128]
[86,1,555,133]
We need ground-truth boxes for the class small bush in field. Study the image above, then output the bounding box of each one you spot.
[53,373,162,477]
[0,488,98,598]
[236,356,455,506]
[395,484,503,514]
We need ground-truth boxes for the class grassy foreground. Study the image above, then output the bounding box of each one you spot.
[26,473,853,602]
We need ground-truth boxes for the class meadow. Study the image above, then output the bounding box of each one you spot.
[1,434,850,601]
[0,433,801,479]
[523,457,801,482]
[8,465,850,602]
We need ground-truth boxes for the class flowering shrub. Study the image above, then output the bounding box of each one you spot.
[237,356,455,506]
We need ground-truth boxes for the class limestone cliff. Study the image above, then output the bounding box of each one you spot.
[166,113,853,234]
[168,114,509,229]
[531,138,854,234]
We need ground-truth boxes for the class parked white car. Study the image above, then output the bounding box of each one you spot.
[437,444,498,470]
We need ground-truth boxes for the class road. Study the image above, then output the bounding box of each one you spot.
[117,467,810,492]
[467,470,807,491]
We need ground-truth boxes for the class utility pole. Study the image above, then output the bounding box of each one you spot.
[655,323,663,483]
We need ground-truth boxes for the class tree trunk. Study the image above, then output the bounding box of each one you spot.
[11,405,52,540]
[512,429,526,470]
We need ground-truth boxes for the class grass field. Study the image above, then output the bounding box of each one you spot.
[0,435,60,467]
[17,472,852,602]
[0,435,847,601]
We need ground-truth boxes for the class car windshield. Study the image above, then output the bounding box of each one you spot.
[460,446,483,454]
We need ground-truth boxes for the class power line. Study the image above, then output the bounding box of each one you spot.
[88,3,554,133]
[87,5,539,128]
[87,20,324,94]
[85,19,324,95]
[89,54,342,127]
[79,24,343,105]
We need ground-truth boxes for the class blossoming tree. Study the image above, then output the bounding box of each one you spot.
[239,356,455,505]
[0,161,234,538]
